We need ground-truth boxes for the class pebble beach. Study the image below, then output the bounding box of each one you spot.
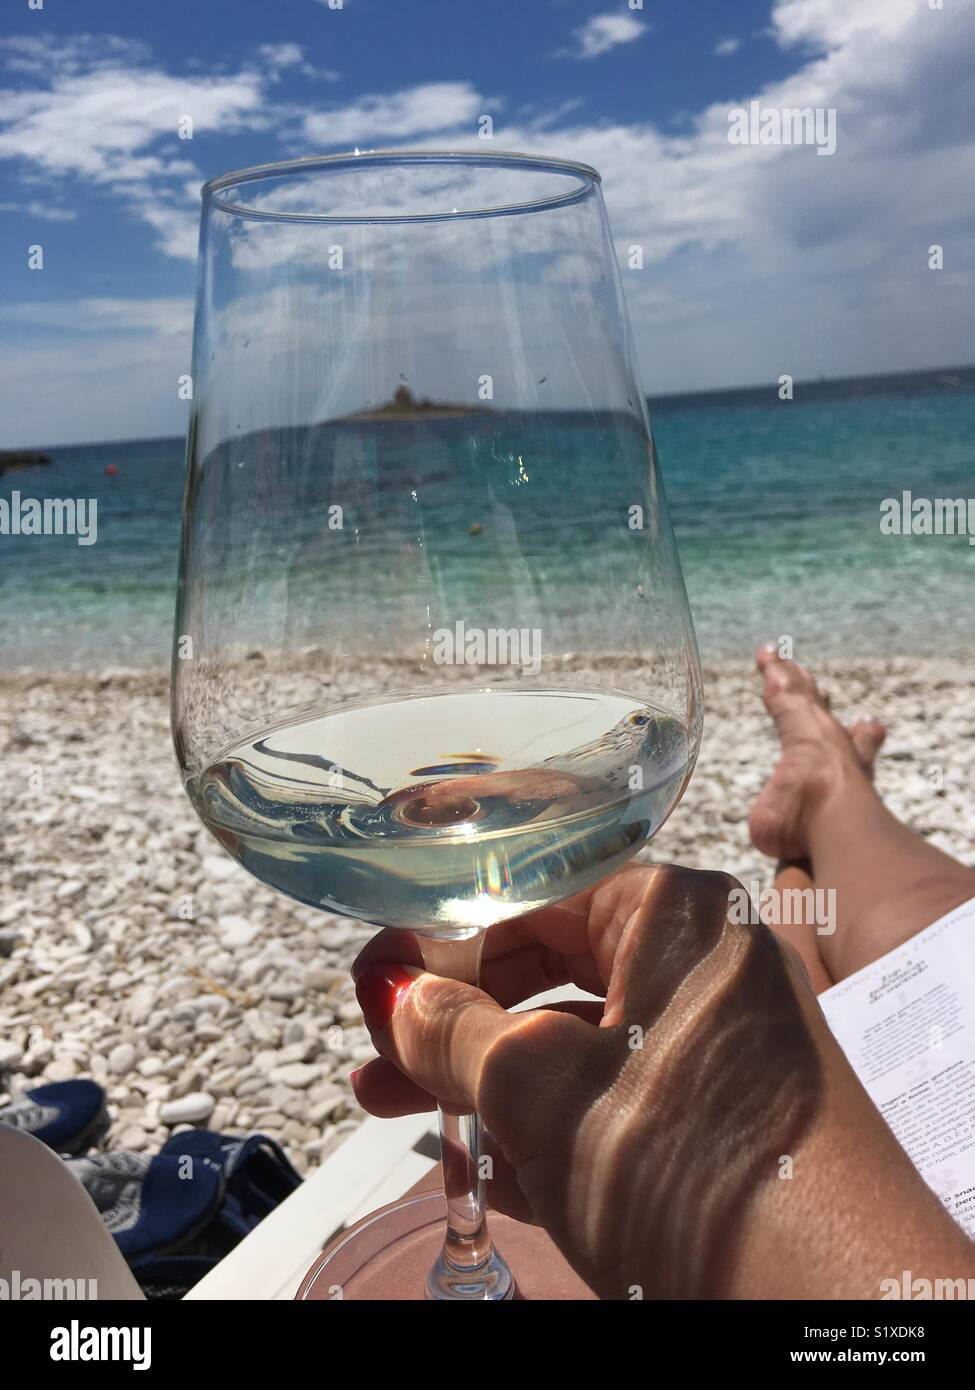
[2,654,974,1172]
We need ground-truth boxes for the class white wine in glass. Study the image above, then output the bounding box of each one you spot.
[189,690,693,934]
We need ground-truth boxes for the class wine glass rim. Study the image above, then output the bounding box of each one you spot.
[201,149,601,224]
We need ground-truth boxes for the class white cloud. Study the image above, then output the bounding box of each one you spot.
[0,34,269,260]
[0,198,76,221]
[257,41,338,83]
[123,194,201,261]
[565,13,647,61]
[773,0,918,48]
[715,37,741,57]
[258,43,305,69]
[301,82,488,146]
[6,297,193,337]
[0,34,152,78]
[0,68,263,181]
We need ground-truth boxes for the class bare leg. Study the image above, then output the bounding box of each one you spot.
[749,647,975,982]
[768,860,834,994]
[766,718,887,993]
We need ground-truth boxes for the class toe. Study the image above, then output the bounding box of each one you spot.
[758,646,823,709]
[761,660,808,711]
[849,718,886,770]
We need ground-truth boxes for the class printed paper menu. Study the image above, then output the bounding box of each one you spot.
[819,896,975,1238]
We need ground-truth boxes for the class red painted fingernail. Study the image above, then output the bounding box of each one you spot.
[356,963,416,1032]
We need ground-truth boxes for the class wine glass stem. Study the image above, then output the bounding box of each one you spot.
[417,931,514,1300]
[438,1108,490,1263]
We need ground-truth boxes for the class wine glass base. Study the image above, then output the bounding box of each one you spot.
[426,1242,515,1301]
[296,1190,597,1301]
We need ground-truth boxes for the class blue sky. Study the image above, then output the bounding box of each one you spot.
[1,0,973,445]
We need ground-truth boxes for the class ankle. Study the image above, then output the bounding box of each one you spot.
[804,757,878,846]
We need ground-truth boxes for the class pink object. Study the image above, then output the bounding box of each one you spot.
[296,1189,597,1301]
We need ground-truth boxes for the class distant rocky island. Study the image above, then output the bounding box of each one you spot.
[340,386,492,422]
[0,449,50,477]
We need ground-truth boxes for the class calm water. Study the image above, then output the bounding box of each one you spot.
[3,368,973,670]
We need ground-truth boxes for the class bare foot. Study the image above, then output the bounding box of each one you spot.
[748,647,886,862]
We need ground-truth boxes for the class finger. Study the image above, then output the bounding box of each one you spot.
[354,967,611,1222]
[351,863,732,1026]
[351,891,605,1001]
[598,865,742,1026]
[354,962,596,1122]
[351,863,700,991]
[350,917,600,1006]
[502,862,722,1007]
[353,934,603,1008]
[351,929,424,978]
[351,1000,607,1119]
[350,1056,436,1117]
[483,943,604,1007]
[350,909,587,986]
[350,1047,570,1225]
[355,964,512,1111]
[539,1000,605,1025]
[351,992,606,1126]
[351,889,602,982]
[480,892,598,963]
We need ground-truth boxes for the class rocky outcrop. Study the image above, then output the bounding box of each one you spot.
[0,450,51,476]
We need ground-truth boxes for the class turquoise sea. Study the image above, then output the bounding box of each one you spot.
[3,367,973,671]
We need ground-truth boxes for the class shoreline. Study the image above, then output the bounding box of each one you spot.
[2,649,974,693]
[2,653,973,1172]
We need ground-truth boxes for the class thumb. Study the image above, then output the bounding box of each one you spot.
[354,962,595,1131]
[355,963,515,1113]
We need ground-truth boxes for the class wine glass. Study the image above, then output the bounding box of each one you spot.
[171,150,703,1300]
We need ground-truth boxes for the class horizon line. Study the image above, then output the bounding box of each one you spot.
[8,361,974,455]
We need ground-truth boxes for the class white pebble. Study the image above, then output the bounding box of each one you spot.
[108,1042,137,1074]
[159,1092,215,1125]
[266,981,302,1003]
[55,880,85,902]
[268,1062,320,1090]
[308,1090,347,1125]
[203,855,237,881]
[71,923,94,952]
[45,1059,78,1082]
[217,915,260,949]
